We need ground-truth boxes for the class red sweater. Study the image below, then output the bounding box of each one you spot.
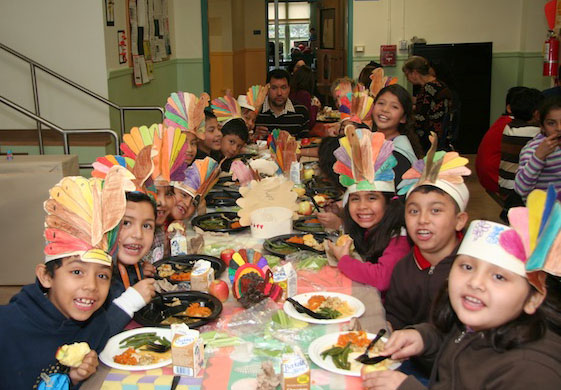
[476,115,512,193]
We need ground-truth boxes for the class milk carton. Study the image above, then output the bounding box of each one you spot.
[168,222,188,256]
[273,262,297,302]
[190,259,215,292]
[171,324,204,377]
[281,350,311,390]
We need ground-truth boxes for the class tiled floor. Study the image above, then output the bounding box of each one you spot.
[0,154,502,305]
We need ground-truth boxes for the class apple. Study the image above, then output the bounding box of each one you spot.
[220,248,235,264]
[303,168,315,181]
[301,138,311,146]
[293,185,306,197]
[313,194,327,207]
[209,279,229,302]
[298,201,313,216]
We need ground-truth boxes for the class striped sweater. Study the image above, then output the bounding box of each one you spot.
[498,119,540,198]
[515,133,561,199]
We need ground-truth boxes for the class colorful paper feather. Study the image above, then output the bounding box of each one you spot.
[211,95,242,122]
[246,85,269,113]
[164,91,210,137]
[332,126,396,191]
[397,132,471,195]
[338,85,373,124]
[43,166,135,265]
[173,157,220,198]
[268,129,299,173]
[369,67,398,98]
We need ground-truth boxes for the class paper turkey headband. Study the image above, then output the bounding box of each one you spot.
[93,124,189,190]
[43,166,135,266]
[397,132,470,212]
[172,157,221,207]
[164,91,210,139]
[458,186,561,294]
[238,85,269,113]
[369,67,398,98]
[211,95,242,124]
[333,126,397,204]
[338,85,373,124]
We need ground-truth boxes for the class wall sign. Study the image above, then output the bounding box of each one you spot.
[380,45,397,66]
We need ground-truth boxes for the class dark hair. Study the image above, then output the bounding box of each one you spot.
[290,65,314,95]
[538,96,561,127]
[221,118,249,143]
[431,281,550,350]
[318,136,345,191]
[542,275,561,335]
[204,109,217,121]
[125,191,157,219]
[505,86,527,108]
[267,68,290,84]
[358,61,382,89]
[408,185,461,213]
[509,88,544,122]
[402,56,431,76]
[373,84,424,158]
[45,258,63,278]
[343,193,406,262]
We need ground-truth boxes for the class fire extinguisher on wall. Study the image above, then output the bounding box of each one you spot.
[544,30,559,77]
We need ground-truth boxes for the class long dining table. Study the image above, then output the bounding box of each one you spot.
[82,196,388,390]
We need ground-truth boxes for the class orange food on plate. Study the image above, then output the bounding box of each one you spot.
[114,348,138,365]
[286,236,304,244]
[231,221,242,229]
[307,295,327,311]
[186,302,212,317]
[170,272,191,281]
[336,331,371,348]
[306,218,320,224]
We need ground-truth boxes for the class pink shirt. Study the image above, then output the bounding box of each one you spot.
[337,234,411,294]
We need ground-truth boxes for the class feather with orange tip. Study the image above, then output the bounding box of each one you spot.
[369,67,398,98]
[211,95,242,122]
[164,91,210,137]
[246,85,269,113]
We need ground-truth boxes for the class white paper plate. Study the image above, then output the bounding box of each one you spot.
[282,292,365,324]
[308,332,401,377]
[99,327,172,371]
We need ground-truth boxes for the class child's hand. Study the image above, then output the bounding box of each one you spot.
[535,133,561,160]
[361,369,408,390]
[142,261,156,278]
[255,126,269,140]
[132,278,156,303]
[69,350,98,385]
[317,211,342,231]
[382,329,424,360]
[327,238,351,261]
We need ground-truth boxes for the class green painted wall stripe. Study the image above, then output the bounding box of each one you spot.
[352,51,543,62]
[107,59,185,80]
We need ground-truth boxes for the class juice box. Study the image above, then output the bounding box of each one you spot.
[171,324,204,377]
[273,262,297,302]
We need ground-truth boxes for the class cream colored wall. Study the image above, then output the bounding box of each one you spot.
[209,0,233,52]
[170,0,203,59]
[0,0,109,130]
[352,0,549,56]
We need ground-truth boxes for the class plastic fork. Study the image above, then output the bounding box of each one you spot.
[355,329,386,363]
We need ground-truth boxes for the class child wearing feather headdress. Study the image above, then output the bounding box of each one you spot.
[170,157,221,222]
[238,85,269,136]
[384,133,470,332]
[0,167,135,390]
[194,110,222,161]
[327,126,411,295]
[364,190,561,390]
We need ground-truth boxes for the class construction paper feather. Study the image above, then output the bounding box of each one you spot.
[211,95,242,122]
[338,85,373,124]
[173,157,220,198]
[397,132,471,195]
[269,129,299,173]
[246,85,269,113]
[332,125,396,192]
[369,67,398,98]
[44,166,135,265]
[164,91,210,138]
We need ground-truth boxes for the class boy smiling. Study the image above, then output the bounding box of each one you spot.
[0,168,133,390]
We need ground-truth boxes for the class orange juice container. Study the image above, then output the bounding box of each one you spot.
[170,324,204,377]
[281,348,311,390]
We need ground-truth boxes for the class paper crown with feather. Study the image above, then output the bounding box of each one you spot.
[458,186,561,294]
[44,166,135,265]
[338,85,373,124]
[172,157,221,206]
[333,78,353,107]
[268,129,299,173]
[164,91,210,138]
[333,126,397,200]
[397,132,471,211]
[245,84,269,113]
[115,124,190,187]
[211,95,242,123]
[369,67,398,98]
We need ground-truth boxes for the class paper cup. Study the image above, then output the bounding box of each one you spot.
[250,207,293,239]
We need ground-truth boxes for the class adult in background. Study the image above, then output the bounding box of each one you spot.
[290,65,320,130]
[255,68,310,140]
[403,56,453,151]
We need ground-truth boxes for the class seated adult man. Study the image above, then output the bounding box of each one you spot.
[255,68,310,140]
